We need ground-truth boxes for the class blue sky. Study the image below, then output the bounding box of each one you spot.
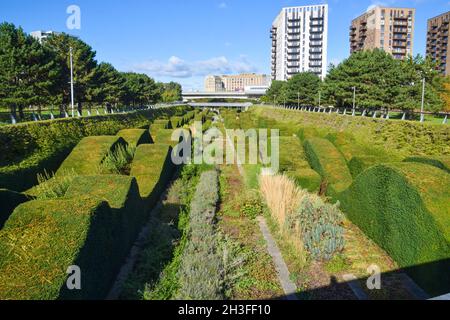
[0,0,449,90]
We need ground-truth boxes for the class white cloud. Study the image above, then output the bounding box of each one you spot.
[131,55,258,79]
[218,2,227,9]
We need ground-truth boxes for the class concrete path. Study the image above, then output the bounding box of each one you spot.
[257,216,299,301]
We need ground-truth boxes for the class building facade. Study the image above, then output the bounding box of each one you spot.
[204,73,269,92]
[426,11,450,76]
[30,31,58,43]
[270,4,328,81]
[204,75,225,92]
[350,6,415,60]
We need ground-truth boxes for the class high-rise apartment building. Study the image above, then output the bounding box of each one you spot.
[350,6,415,60]
[270,4,328,81]
[426,11,450,75]
[204,73,269,92]
[30,30,59,43]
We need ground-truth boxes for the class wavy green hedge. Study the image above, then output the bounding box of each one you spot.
[130,144,174,206]
[0,197,117,300]
[151,119,172,130]
[65,175,143,256]
[0,189,29,230]
[0,108,184,192]
[404,156,450,174]
[304,138,353,195]
[338,163,450,296]
[151,128,180,146]
[117,129,153,147]
[170,117,184,128]
[57,136,126,175]
[269,136,321,192]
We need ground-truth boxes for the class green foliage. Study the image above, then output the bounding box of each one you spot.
[292,195,345,261]
[0,23,61,117]
[100,143,136,175]
[176,170,226,300]
[0,197,117,299]
[404,156,450,174]
[65,175,143,261]
[239,191,264,219]
[0,189,28,229]
[281,72,321,105]
[338,163,450,296]
[322,49,444,111]
[304,138,353,195]
[262,80,285,103]
[0,108,179,192]
[130,144,174,205]
[57,136,126,175]
[31,169,77,200]
[117,128,153,147]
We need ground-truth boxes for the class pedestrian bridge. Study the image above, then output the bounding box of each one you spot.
[187,102,252,109]
[182,90,265,101]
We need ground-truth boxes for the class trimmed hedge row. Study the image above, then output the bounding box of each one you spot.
[151,128,181,146]
[251,107,450,157]
[0,197,116,300]
[170,117,184,128]
[404,156,450,174]
[0,108,186,192]
[66,175,144,258]
[338,163,450,296]
[304,138,353,195]
[57,136,127,175]
[270,136,321,192]
[117,129,153,147]
[130,144,175,206]
[0,189,29,230]
[151,119,172,130]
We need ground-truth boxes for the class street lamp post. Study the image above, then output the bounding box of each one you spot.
[69,47,75,117]
[352,86,356,111]
[420,78,426,123]
[318,91,321,108]
[298,92,300,109]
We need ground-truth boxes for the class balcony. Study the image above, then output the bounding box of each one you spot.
[394,28,408,34]
[310,34,323,41]
[311,27,323,33]
[288,35,301,41]
[287,42,300,48]
[287,49,300,54]
[287,62,300,68]
[287,68,299,75]
[287,55,299,61]
[309,48,322,54]
[393,20,408,27]
[287,29,301,35]
[310,55,322,60]
[310,41,322,47]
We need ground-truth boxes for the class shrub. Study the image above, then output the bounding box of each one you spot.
[268,136,321,192]
[337,163,450,296]
[65,175,143,260]
[176,170,235,300]
[28,169,77,200]
[170,117,184,128]
[304,138,353,195]
[57,136,127,175]
[117,129,153,146]
[287,195,345,261]
[348,156,387,178]
[0,197,117,300]
[130,144,174,206]
[0,189,28,229]
[100,144,136,175]
[404,156,450,174]
[259,174,344,262]
[151,119,172,130]
[0,108,179,192]
[239,191,264,219]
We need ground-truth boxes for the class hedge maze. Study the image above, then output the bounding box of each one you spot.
[0,107,196,300]
[225,107,450,297]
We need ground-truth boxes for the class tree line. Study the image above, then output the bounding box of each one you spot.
[0,22,182,119]
[263,49,448,112]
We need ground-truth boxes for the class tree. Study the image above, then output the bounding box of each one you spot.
[322,49,401,109]
[44,33,98,114]
[0,23,61,119]
[122,73,159,106]
[88,63,125,108]
[280,72,321,106]
[262,80,285,104]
